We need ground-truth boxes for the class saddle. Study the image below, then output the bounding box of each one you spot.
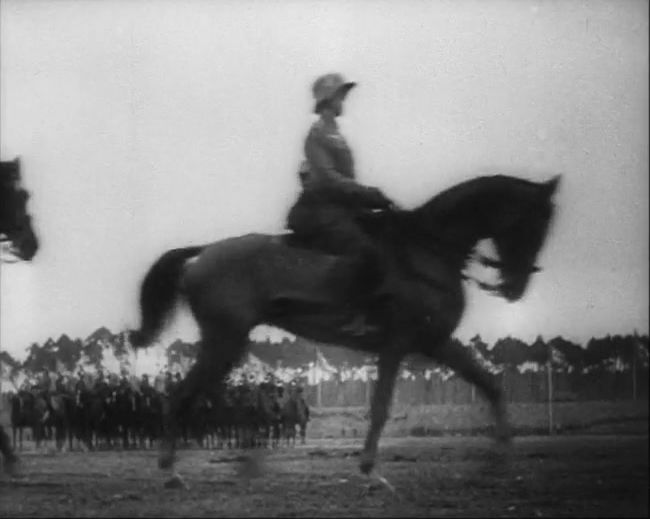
[268,220,397,338]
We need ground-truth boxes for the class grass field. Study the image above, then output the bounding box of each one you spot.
[306,400,649,438]
[1,435,647,517]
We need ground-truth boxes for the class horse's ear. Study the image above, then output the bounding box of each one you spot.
[543,174,561,198]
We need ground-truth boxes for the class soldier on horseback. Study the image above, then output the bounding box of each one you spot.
[74,369,87,393]
[94,371,110,399]
[36,369,52,397]
[139,374,155,400]
[54,373,67,395]
[163,371,174,397]
[119,371,131,393]
[287,73,395,337]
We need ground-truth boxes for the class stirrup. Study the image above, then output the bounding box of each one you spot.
[341,315,380,337]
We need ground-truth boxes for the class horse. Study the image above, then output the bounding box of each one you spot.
[214,385,239,449]
[136,390,164,450]
[10,391,33,451]
[128,173,560,482]
[46,392,75,452]
[10,390,50,451]
[1,156,39,475]
[0,157,38,261]
[255,383,282,449]
[281,386,310,446]
[113,386,140,450]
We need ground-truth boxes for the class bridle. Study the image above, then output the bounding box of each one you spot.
[462,251,542,296]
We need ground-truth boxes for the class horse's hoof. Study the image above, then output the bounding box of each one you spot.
[3,457,21,478]
[359,454,375,475]
[495,428,513,445]
[163,473,188,490]
[158,453,174,470]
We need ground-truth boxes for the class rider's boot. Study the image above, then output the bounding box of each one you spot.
[340,312,379,337]
[340,252,392,337]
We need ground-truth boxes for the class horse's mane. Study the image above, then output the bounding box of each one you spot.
[417,174,543,219]
[0,159,20,188]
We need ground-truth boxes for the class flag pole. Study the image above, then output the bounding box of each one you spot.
[547,340,554,436]
[316,346,322,408]
[0,254,3,414]
[632,329,638,401]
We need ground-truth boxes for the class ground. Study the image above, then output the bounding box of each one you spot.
[1,435,647,517]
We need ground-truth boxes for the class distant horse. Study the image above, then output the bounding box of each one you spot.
[113,387,140,449]
[69,387,98,451]
[10,391,50,450]
[281,387,310,446]
[46,393,75,451]
[255,384,282,448]
[10,391,33,451]
[214,386,238,449]
[136,391,164,449]
[79,389,110,450]
[129,173,560,480]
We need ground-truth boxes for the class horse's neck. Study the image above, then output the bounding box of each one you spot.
[407,184,511,266]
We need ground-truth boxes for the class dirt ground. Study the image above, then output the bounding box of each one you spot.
[1,435,647,518]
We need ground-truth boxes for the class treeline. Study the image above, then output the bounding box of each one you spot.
[1,326,648,379]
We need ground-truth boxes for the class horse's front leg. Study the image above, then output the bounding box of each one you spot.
[431,339,511,443]
[359,352,401,475]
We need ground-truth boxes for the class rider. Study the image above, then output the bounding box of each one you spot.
[75,369,87,393]
[119,371,131,392]
[54,373,67,395]
[163,371,174,396]
[287,72,394,336]
[38,368,52,397]
[94,371,110,400]
[139,374,155,399]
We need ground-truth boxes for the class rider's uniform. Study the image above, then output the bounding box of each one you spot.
[288,118,388,258]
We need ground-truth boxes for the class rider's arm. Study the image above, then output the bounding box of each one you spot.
[304,131,391,209]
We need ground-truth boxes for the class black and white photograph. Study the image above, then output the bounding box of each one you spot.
[0,0,647,516]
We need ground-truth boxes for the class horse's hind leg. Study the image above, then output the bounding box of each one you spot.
[430,339,511,442]
[300,423,307,445]
[1,425,19,473]
[159,322,247,472]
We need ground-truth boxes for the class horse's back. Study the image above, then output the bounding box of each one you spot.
[182,232,343,311]
[183,233,277,287]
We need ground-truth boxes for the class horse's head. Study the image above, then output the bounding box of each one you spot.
[412,173,560,302]
[0,158,39,261]
[488,175,560,301]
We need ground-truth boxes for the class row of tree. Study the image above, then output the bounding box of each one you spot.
[1,326,648,379]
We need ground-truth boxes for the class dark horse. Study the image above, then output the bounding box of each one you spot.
[129,174,560,481]
[1,157,39,475]
[281,386,310,446]
[0,157,39,261]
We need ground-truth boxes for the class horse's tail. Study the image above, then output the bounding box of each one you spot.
[129,246,204,348]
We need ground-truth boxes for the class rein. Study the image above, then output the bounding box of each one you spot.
[376,208,543,297]
[462,252,542,295]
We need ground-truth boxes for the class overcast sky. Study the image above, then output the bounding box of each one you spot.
[1,0,648,360]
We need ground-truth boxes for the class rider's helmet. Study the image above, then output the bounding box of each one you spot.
[312,73,356,113]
